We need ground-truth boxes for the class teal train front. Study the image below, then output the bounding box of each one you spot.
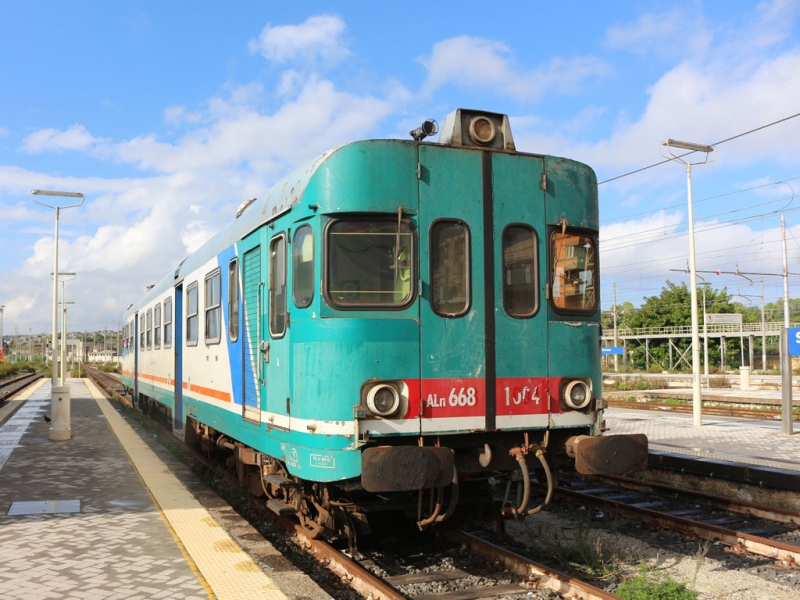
[120,109,647,547]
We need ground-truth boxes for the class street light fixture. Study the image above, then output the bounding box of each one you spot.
[32,189,84,442]
[660,139,716,427]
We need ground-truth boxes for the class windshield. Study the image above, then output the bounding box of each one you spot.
[326,218,414,309]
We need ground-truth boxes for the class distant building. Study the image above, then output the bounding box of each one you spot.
[88,349,118,364]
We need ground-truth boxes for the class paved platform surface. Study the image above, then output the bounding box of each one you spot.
[605,404,800,472]
[0,378,331,600]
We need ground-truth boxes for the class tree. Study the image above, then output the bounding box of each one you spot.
[621,281,737,371]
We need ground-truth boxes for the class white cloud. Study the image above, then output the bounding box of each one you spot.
[418,35,610,100]
[182,220,216,254]
[114,77,395,175]
[248,14,350,67]
[598,209,796,306]
[21,124,101,154]
[0,63,403,333]
[164,106,203,126]
[604,9,711,59]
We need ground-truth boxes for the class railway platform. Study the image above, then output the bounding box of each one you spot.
[605,403,800,473]
[0,377,331,600]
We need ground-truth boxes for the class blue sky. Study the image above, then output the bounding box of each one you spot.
[2,1,800,336]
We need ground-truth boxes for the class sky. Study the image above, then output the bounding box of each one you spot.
[2,0,800,338]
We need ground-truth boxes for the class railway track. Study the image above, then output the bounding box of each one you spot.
[85,367,623,599]
[0,371,42,404]
[548,474,800,567]
[606,398,800,421]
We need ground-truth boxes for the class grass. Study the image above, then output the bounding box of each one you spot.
[707,376,732,388]
[616,564,698,600]
[546,516,628,580]
[605,377,656,392]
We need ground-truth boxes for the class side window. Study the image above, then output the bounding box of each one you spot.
[186,283,199,346]
[140,314,145,349]
[228,259,239,342]
[270,234,287,338]
[292,225,314,308]
[550,231,597,314]
[205,269,221,345]
[146,309,153,350]
[430,220,470,317]
[154,303,162,348]
[502,225,538,318]
[164,297,173,348]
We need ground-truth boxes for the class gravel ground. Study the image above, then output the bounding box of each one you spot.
[504,508,800,599]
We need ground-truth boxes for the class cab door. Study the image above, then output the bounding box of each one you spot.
[240,233,264,423]
[491,152,549,430]
[418,145,487,434]
[264,232,291,430]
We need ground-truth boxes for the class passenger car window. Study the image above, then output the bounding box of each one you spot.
[164,297,173,348]
[326,219,414,309]
[186,284,199,345]
[146,309,152,350]
[228,259,239,342]
[270,235,287,337]
[205,270,221,344]
[550,231,597,314]
[292,225,314,308]
[154,303,162,348]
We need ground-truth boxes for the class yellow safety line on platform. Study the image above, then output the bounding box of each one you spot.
[83,379,215,599]
[0,378,47,424]
[13,377,46,400]
[87,379,287,600]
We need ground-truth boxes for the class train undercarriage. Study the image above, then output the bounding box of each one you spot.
[134,392,646,554]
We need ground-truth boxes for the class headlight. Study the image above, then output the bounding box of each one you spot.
[469,115,496,145]
[366,384,401,417]
[563,380,591,410]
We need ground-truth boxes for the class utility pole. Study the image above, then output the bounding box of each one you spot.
[782,214,791,328]
[761,278,767,372]
[613,282,619,372]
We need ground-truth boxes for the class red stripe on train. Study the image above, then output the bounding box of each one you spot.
[402,377,567,419]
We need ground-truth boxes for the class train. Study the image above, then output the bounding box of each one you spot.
[121,108,647,547]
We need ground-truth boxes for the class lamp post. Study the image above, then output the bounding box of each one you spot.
[660,139,716,426]
[0,305,4,362]
[32,189,84,442]
[702,285,710,388]
[51,271,77,385]
[52,272,76,385]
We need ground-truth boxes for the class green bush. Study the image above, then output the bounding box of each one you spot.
[617,565,697,600]
[0,363,20,379]
[99,362,120,373]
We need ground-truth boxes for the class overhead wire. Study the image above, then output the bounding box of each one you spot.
[593,112,800,309]
[600,193,798,248]
[597,111,800,186]
[600,175,800,225]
